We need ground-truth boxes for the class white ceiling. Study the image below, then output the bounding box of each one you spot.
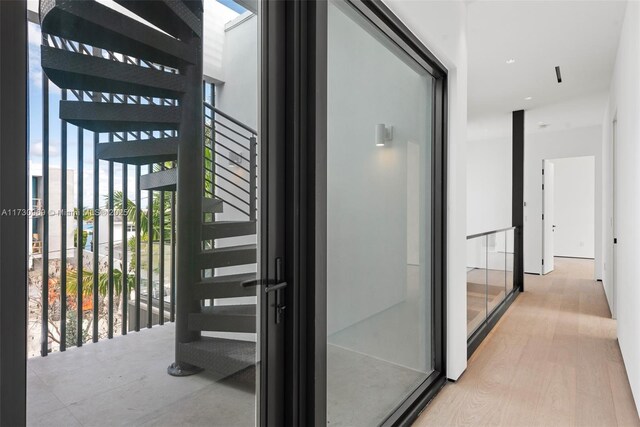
[467,0,627,118]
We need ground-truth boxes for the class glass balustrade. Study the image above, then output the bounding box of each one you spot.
[467,227,516,338]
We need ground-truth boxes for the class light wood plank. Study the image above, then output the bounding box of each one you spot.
[415,258,640,427]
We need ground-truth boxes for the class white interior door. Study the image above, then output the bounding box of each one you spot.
[543,160,555,274]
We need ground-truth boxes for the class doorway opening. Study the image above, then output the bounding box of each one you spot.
[541,156,596,276]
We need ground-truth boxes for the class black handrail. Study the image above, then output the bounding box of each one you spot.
[467,226,516,240]
[204,101,257,135]
[203,100,257,222]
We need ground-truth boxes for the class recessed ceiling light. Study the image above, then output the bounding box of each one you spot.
[525,96,533,101]
[506,59,516,64]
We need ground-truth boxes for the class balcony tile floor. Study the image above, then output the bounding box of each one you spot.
[27,323,255,427]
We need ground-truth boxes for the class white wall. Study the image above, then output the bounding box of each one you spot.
[203,2,240,82]
[385,0,468,380]
[466,132,512,235]
[326,2,429,338]
[523,125,603,277]
[215,13,258,130]
[550,156,595,259]
[602,0,640,411]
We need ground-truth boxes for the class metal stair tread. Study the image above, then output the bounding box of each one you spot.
[201,244,257,255]
[193,273,257,299]
[202,197,223,213]
[40,0,196,68]
[201,221,257,240]
[96,138,178,165]
[196,272,256,287]
[198,244,257,269]
[140,168,177,191]
[59,101,180,133]
[189,304,256,332]
[41,46,186,98]
[200,304,256,317]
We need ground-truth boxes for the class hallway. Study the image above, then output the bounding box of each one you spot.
[415,258,640,427]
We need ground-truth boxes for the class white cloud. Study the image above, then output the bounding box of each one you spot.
[29,138,60,159]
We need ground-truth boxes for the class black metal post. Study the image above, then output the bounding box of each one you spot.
[92,129,100,343]
[0,2,28,421]
[76,126,84,347]
[512,110,525,291]
[60,89,68,351]
[41,67,50,357]
[121,164,128,335]
[135,165,142,331]
[250,136,257,221]
[170,190,176,322]
[108,158,114,338]
[147,180,153,328]
[159,183,165,325]
[169,16,204,375]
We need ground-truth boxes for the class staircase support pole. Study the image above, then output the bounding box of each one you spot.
[168,18,204,376]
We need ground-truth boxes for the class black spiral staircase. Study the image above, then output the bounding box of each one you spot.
[40,0,258,378]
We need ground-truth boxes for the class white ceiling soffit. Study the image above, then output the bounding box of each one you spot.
[467,0,627,119]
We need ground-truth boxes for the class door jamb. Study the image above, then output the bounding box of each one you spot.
[0,1,29,425]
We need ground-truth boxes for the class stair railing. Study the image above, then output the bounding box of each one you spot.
[203,101,257,221]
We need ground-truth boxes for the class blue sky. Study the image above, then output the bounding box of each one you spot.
[216,0,246,14]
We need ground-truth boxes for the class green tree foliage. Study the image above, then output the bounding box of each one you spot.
[66,266,135,298]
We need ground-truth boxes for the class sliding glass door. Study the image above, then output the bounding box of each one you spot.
[324,1,446,424]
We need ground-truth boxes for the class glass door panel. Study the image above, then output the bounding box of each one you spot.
[25,1,269,426]
[326,1,435,424]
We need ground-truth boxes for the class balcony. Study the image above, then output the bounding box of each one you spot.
[27,323,256,426]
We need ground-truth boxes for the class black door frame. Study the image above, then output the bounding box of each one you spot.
[0,0,447,425]
[260,0,288,425]
[286,0,448,425]
[0,0,29,425]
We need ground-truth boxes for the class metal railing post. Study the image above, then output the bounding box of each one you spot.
[250,136,257,222]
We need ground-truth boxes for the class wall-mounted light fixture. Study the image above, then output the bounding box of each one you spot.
[228,151,243,167]
[375,123,393,147]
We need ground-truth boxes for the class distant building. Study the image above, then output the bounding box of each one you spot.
[28,163,75,268]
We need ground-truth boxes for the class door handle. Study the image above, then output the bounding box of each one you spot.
[241,278,288,293]
[241,258,287,323]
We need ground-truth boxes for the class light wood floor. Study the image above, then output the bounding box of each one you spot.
[415,257,640,427]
